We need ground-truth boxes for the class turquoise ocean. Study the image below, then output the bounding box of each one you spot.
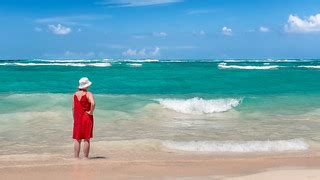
[1,59,320,160]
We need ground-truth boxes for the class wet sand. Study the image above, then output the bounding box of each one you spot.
[1,150,320,179]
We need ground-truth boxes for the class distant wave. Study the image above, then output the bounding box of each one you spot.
[298,65,320,69]
[109,58,316,63]
[223,59,241,62]
[37,59,95,63]
[89,63,112,67]
[162,139,308,152]
[122,59,159,63]
[156,97,241,114]
[0,62,112,67]
[218,63,279,70]
[1,59,319,63]
[128,63,143,67]
[223,59,313,63]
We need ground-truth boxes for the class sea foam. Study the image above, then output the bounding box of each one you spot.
[128,63,143,67]
[298,65,320,69]
[38,59,93,63]
[88,62,112,67]
[123,59,159,62]
[218,63,279,70]
[156,97,241,114]
[162,139,309,152]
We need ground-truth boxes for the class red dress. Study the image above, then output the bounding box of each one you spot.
[73,93,93,140]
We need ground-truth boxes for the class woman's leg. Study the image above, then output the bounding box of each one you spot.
[83,139,90,159]
[74,139,81,158]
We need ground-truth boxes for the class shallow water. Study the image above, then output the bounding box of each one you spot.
[1,59,320,156]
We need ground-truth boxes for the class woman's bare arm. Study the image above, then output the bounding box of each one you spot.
[86,92,95,115]
[72,94,74,115]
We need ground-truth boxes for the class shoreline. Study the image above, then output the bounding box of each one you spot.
[1,150,320,179]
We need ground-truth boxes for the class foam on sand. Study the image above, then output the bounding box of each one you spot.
[218,63,279,70]
[156,97,241,114]
[162,139,309,152]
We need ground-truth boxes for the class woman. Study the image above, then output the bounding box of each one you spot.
[72,77,95,159]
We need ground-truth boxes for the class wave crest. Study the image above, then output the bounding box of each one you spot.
[38,59,93,63]
[162,139,309,152]
[123,59,159,62]
[218,63,279,70]
[156,97,241,114]
[298,65,320,69]
[0,62,112,67]
[128,63,143,67]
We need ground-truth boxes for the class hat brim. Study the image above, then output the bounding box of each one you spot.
[78,81,92,89]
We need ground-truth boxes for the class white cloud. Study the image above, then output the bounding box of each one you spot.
[35,15,110,26]
[43,51,96,58]
[285,14,320,33]
[64,51,96,58]
[153,32,167,37]
[222,26,232,36]
[132,34,146,39]
[98,0,182,7]
[131,32,167,39]
[186,9,214,15]
[122,48,145,56]
[100,44,127,49]
[150,47,160,56]
[138,49,147,56]
[122,49,136,56]
[157,45,198,50]
[48,24,72,35]
[34,27,42,32]
[173,45,197,49]
[259,26,269,32]
[122,47,160,57]
[193,30,206,37]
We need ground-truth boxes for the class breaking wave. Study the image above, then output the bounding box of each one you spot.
[122,59,159,63]
[156,97,241,114]
[0,62,112,67]
[218,63,279,70]
[298,65,320,69]
[37,59,95,63]
[128,63,143,67]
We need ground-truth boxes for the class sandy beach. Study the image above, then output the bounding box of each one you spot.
[1,147,320,179]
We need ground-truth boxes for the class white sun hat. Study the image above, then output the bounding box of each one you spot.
[78,77,92,89]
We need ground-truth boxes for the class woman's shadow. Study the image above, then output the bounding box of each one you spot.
[89,156,107,160]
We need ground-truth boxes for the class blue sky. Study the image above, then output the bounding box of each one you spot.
[1,0,320,59]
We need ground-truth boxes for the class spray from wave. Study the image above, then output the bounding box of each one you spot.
[156,97,241,114]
